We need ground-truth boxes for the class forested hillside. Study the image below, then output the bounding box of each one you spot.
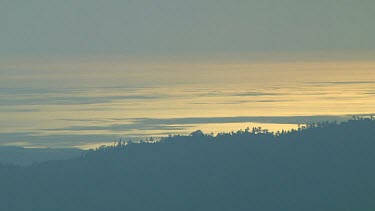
[1,119,375,211]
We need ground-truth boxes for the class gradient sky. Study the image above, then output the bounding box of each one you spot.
[1,0,375,57]
[1,1,374,148]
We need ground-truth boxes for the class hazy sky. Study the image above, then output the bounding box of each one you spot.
[1,0,375,58]
[1,1,375,148]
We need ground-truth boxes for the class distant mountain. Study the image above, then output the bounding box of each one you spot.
[0,146,84,165]
[1,118,375,211]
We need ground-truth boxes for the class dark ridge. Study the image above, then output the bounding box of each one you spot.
[0,147,84,166]
[1,118,375,211]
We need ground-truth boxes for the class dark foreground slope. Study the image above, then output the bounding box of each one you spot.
[1,119,375,211]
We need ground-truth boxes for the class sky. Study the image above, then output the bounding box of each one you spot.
[1,0,375,57]
[1,0,374,148]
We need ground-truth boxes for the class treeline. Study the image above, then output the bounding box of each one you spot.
[91,117,374,153]
[1,118,375,211]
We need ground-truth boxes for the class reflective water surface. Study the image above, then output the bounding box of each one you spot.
[0,60,374,148]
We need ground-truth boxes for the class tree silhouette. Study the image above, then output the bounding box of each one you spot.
[1,118,375,211]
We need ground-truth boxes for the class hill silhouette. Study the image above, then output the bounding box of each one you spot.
[0,146,83,166]
[1,118,375,211]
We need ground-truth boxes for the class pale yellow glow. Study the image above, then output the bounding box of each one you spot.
[0,59,374,148]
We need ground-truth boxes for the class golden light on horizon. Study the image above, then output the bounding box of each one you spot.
[0,59,374,148]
